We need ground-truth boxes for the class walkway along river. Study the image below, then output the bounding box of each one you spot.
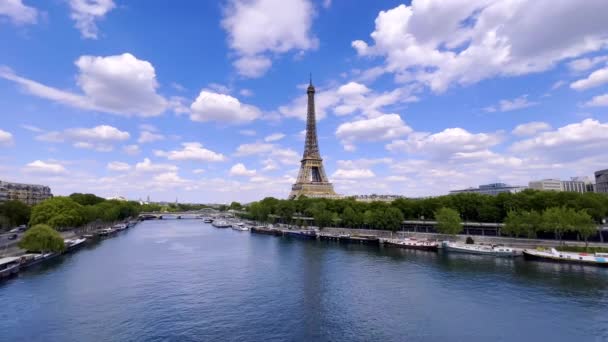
[1,219,607,341]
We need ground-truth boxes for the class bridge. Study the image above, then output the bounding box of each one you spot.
[139,208,219,220]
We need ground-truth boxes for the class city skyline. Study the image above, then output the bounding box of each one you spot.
[1,1,608,203]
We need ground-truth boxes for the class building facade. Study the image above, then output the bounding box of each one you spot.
[450,183,527,196]
[561,180,587,193]
[596,169,608,193]
[0,180,52,205]
[529,179,563,191]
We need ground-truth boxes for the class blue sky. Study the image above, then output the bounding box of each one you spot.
[1,0,608,203]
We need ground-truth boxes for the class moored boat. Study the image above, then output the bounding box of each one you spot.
[64,237,87,252]
[285,230,317,239]
[203,218,213,223]
[212,220,231,228]
[442,241,520,257]
[523,248,608,266]
[0,257,21,279]
[385,238,438,251]
[19,252,58,268]
[343,234,380,246]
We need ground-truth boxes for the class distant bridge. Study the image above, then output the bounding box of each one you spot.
[139,208,219,220]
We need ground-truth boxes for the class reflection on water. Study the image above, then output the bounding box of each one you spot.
[1,220,607,341]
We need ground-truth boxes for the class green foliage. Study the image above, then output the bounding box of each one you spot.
[314,210,333,229]
[556,246,608,253]
[0,200,31,229]
[434,207,462,235]
[69,193,105,206]
[504,210,543,238]
[30,197,87,230]
[18,224,65,253]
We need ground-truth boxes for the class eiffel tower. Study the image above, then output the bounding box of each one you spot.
[289,77,337,199]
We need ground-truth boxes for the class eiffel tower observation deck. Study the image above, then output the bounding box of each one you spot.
[289,77,338,199]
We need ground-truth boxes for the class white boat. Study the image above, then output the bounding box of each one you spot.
[385,238,439,251]
[19,252,58,268]
[0,257,21,279]
[203,218,213,223]
[113,223,128,231]
[523,248,608,266]
[442,241,520,257]
[64,237,87,252]
[232,224,250,231]
[212,220,231,228]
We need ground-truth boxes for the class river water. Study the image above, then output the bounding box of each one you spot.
[1,220,607,341]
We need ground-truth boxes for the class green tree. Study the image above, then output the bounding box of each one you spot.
[542,207,571,242]
[69,193,105,206]
[314,210,333,229]
[0,200,31,228]
[229,201,243,211]
[384,207,404,232]
[18,224,65,253]
[30,197,87,230]
[434,207,462,235]
[573,209,597,247]
[341,206,356,228]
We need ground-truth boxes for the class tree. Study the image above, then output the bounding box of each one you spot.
[434,207,462,235]
[29,197,87,230]
[69,193,105,206]
[341,206,356,228]
[18,224,65,253]
[0,200,31,228]
[573,209,597,247]
[384,207,404,232]
[314,210,333,229]
[229,201,242,211]
[542,207,571,243]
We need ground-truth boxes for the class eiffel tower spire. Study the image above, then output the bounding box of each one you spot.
[289,77,337,199]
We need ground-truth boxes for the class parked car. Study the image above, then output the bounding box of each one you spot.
[8,234,18,240]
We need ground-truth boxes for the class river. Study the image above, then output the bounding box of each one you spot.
[1,220,607,341]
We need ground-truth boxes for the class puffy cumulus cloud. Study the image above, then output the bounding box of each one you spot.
[352,1,608,92]
[278,82,418,120]
[264,133,285,142]
[239,129,256,136]
[0,129,14,146]
[386,127,503,160]
[0,53,168,117]
[229,163,257,176]
[510,119,608,162]
[570,66,608,91]
[138,131,165,144]
[153,172,187,184]
[155,142,226,162]
[234,142,275,156]
[222,0,318,77]
[332,168,375,179]
[336,114,412,150]
[234,142,299,168]
[69,0,115,39]
[567,55,608,72]
[134,158,178,173]
[0,0,38,24]
[584,93,608,107]
[190,90,261,123]
[512,122,552,136]
[24,160,66,174]
[483,95,538,113]
[107,161,131,172]
[35,125,129,152]
[336,158,392,170]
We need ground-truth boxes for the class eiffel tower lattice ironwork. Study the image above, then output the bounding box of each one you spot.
[289,77,337,199]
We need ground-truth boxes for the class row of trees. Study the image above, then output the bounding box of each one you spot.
[504,207,596,245]
[0,200,31,229]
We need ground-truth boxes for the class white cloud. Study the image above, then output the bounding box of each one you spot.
[336,158,392,170]
[239,129,256,136]
[387,127,502,160]
[138,131,165,144]
[0,129,14,146]
[135,158,178,173]
[264,133,285,142]
[352,1,608,92]
[584,93,608,107]
[107,161,131,172]
[0,0,38,24]
[123,144,140,155]
[193,169,205,174]
[190,90,261,123]
[154,142,226,162]
[0,53,168,117]
[222,0,318,77]
[69,0,115,39]
[35,125,129,152]
[511,119,608,162]
[229,163,256,176]
[568,55,608,72]
[570,66,608,91]
[24,160,66,174]
[332,168,375,179]
[337,82,371,97]
[484,95,538,113]
[153,172,187,184]
[239,89,254,97]
[20,124,43,132]
[512,122,552,136]
[235,142,275,156]
[336,114,412,150]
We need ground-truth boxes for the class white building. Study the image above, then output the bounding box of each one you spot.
[530,177,595,193]
[0,180,52,205]
[450,183,527,196]
[529,179,563,191]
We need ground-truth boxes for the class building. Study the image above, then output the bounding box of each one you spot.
[351,194,404,202]
[561,179,587,193]
[450,183,527,196]
[0,180,52,205]
[289,78,338,199]
[596,169,608,193]
[529,179,563,191]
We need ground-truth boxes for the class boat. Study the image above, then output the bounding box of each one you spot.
[250,226,282,236]
[385,238,438,251]
[212,220,231,228]
[231,223,249,231]
[97,228,116,236]
[523,248,608,266]
[203,218,213,223]
[0,257,21,279]
[285,230,317,239]
[113,223,128,231]
[19,252,58,268]
[64,237,87,252]
[442,241,520,257]
[343,234,380,246]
